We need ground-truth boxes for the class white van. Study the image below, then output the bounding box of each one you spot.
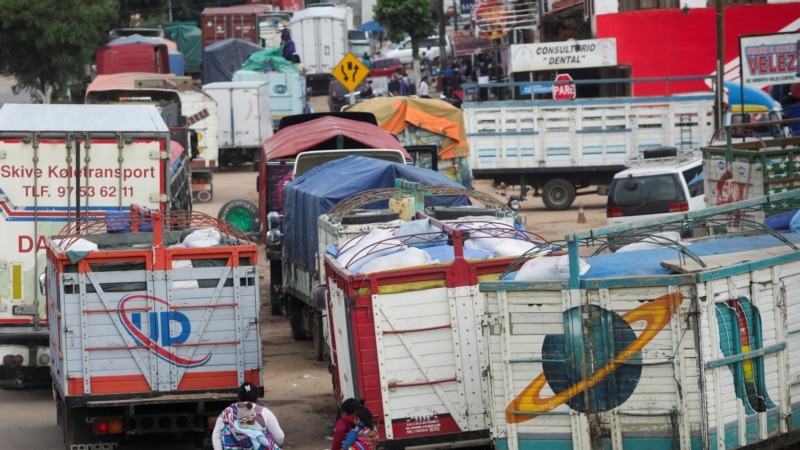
[606,147,705,226]
[382,35,452,66]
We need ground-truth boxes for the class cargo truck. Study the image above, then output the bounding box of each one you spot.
[701,118,800,227]
[462,77,717,210]
[290,6,349,95]
[203,81,273,167]
[96,43,171,75]
[45,204,261,449]
[322,186,546,449]
[256,113,413,348]
[0,104,192,388]
[232,70,309,129]
[479,190,800,450]
[85,73,220,203]
[200,4,275,48]
[215,112,442,353]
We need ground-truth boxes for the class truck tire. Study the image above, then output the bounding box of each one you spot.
[218,199,260,235]
[289,297,307,340]
[341,209,399,224]
[542,178,576,210]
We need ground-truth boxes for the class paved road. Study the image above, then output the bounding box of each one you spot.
[0,387,204,449]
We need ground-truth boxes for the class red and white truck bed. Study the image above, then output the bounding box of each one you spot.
[45,205,262,450]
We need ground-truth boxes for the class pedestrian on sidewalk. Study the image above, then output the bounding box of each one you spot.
[418,76,430,98]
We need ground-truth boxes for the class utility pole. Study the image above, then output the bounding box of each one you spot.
[439,0,447,71]
[715,0,725,130]
[454,0,459,30]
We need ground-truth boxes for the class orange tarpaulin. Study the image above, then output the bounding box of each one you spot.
[349,97,470,160]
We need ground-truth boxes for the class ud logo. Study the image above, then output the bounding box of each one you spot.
[118,294,211,368]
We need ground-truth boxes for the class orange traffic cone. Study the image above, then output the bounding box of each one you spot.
[577,202,586,223]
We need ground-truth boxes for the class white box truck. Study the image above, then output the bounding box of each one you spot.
[290,6,349,94]
[203,81,273,167]
[0,104,192,388]
[232,70,308,129]
[85,73,220,203]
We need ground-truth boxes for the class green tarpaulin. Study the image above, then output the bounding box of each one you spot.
[240,46,301,73]
[165,22,202,72]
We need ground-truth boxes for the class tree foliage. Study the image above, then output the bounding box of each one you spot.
[119,0,216,27]
[374,0,436,65]
[0,0,118,103]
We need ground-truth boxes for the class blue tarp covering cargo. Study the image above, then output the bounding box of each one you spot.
[283,155,471,270]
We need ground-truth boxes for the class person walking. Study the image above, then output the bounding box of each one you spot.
[212,382,285,450]
[418,76,430,98]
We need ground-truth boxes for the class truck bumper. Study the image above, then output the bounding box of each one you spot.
[0,365,51,388]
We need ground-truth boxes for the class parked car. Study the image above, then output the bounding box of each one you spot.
[606,147,705,226]
[370,57,404,78]
[328,78,369,112]
[382,35,452,66]
[604,147,705,250]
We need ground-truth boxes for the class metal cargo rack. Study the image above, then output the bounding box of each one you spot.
[326,179,515,224]
[541,190,800,288]
[50,203,254,252]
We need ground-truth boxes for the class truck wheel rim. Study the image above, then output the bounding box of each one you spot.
[227,208,256,233]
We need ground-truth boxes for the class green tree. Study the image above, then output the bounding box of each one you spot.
[0,0,117,103]
[374,0,436,73]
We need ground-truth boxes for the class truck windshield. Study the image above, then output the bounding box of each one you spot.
[294,150,406,177]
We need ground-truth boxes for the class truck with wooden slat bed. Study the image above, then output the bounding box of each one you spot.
[45,204,262,450]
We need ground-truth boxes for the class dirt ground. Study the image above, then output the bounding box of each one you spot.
[197,96,611,450]
[257,313,336,450]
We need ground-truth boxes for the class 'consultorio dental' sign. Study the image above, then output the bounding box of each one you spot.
[508,38,618,74]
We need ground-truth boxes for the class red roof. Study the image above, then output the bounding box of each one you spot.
[202,5,274,15]
[262,116,410,161]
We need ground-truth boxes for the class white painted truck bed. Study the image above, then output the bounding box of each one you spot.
[479,190,800,449]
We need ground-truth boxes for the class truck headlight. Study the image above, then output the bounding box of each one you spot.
[267,212,282,230]
[267,229,282,245]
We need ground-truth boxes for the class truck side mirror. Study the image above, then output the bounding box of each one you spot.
[39,272,46,296]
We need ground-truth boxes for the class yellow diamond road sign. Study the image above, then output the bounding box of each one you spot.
[333,52,369,92]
